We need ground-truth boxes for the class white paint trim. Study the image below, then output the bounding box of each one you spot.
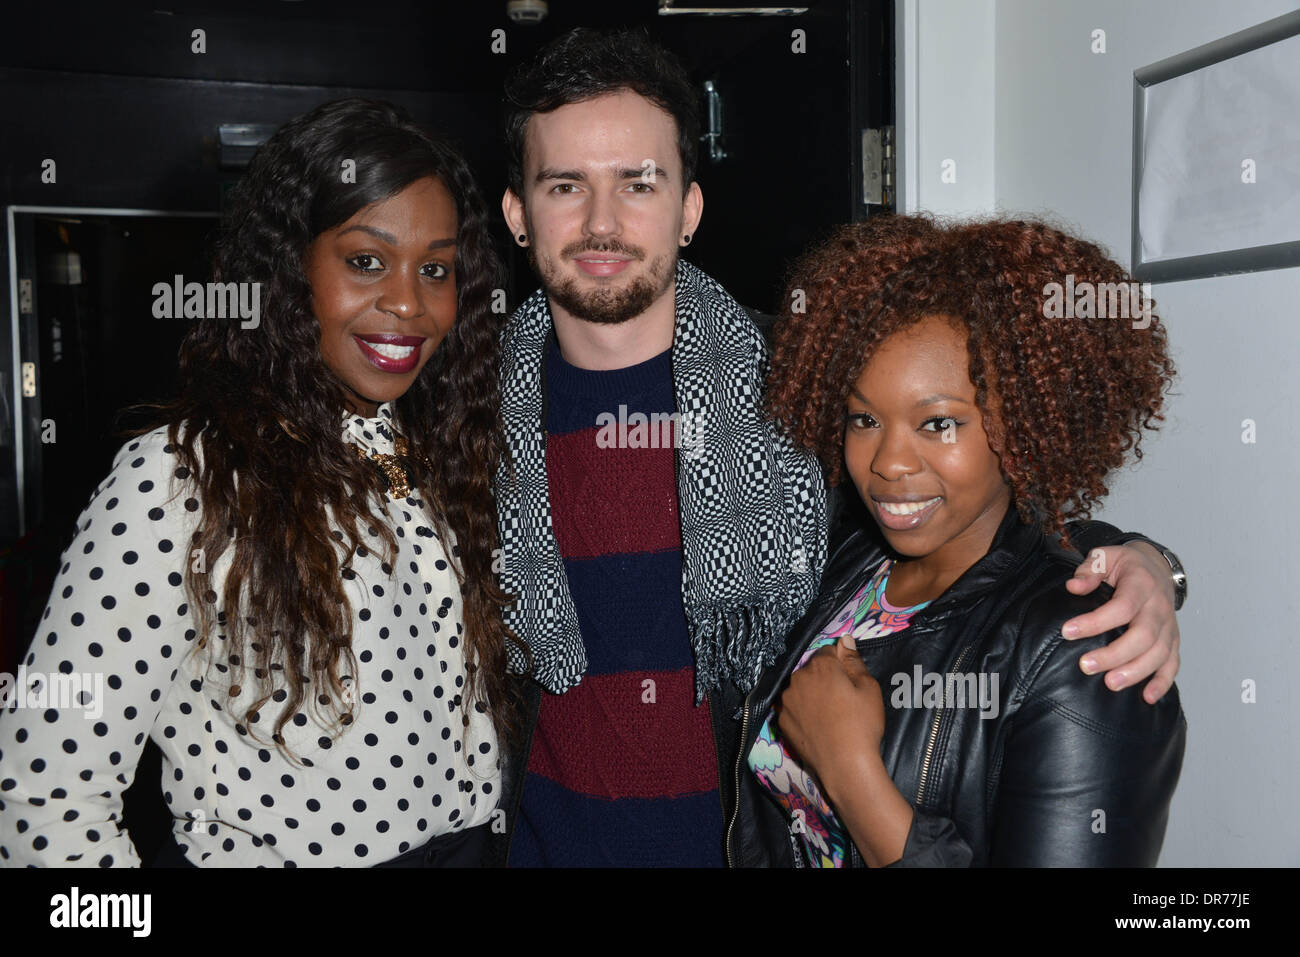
[6,205,23,536]
[896,0,921,213]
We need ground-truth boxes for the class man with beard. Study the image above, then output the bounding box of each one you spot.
[489,28,1185,867]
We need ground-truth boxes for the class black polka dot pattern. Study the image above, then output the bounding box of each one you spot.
[0,407,499,867]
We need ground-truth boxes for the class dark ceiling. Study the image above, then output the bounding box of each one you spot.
[0,0,830,93]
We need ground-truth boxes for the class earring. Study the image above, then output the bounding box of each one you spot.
[517,233,528,245]
[682,233,692,245]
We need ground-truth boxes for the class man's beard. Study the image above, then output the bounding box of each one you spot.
[528,237,677,326]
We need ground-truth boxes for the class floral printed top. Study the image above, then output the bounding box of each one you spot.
[747,558,929,867]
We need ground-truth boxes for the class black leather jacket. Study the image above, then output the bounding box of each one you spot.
[728,504,1187,867]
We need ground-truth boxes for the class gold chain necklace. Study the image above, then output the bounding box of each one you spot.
[352,435,431,500]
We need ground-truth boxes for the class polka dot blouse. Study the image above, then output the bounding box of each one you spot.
[0,404,500,867]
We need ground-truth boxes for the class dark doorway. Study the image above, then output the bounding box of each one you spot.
[1,0,894,861]
[3,0,894,666]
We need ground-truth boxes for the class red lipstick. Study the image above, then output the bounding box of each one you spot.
[353,334,425,374]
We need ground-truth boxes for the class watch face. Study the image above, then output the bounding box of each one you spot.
[1171,569,1187,610]
[1158,547,1187,610]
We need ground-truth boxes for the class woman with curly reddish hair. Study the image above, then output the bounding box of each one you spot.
[730,214,1186,867]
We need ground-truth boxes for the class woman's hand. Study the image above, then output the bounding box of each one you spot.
[776,635,914,866]
[777,636,885,782]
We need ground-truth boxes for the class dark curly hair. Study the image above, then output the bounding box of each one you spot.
[766,214,1177,546]
[131,98,525,751]
[503,26,700,197]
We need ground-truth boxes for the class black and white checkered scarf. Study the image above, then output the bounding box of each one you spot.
[495,259,827,700]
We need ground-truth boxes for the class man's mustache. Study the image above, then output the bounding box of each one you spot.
[559,239,646,261]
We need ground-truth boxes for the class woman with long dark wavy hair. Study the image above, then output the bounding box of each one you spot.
[0,98,524,867]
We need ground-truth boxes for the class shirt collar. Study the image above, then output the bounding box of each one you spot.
[341,402,396,456]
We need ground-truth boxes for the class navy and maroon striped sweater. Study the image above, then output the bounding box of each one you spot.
[507,337,724,867]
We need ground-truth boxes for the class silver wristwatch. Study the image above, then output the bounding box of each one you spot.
[1157,545,1188,612]
[1112,534,1188,611]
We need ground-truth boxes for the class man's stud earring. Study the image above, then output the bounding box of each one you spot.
[682,233,692,245]
[517,233,527,245]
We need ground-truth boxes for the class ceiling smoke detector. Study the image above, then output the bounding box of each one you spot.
[507,1,548,24]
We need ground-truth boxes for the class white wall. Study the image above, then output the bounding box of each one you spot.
[898,0,1300,865]
[897,0,997,214]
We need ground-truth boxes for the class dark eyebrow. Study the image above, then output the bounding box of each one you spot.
[536,167,586,183]
[848,389,969,407]
[336,225,456,251]
[914,394,969,406]
[617,165,669,182]
[338,224,396,244]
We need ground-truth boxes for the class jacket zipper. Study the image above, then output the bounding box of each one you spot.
[788,829,806,867]
[724,687,754,867]
[914,640,975,808]
[705,692,727,822]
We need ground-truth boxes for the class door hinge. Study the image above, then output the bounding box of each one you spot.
[702,80,728,164]
[862,126,895,208]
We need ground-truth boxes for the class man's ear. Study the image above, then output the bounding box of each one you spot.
[682,181,704,241]
[502,188,527,240]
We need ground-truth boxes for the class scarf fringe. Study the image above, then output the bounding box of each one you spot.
[690,600,804,702]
